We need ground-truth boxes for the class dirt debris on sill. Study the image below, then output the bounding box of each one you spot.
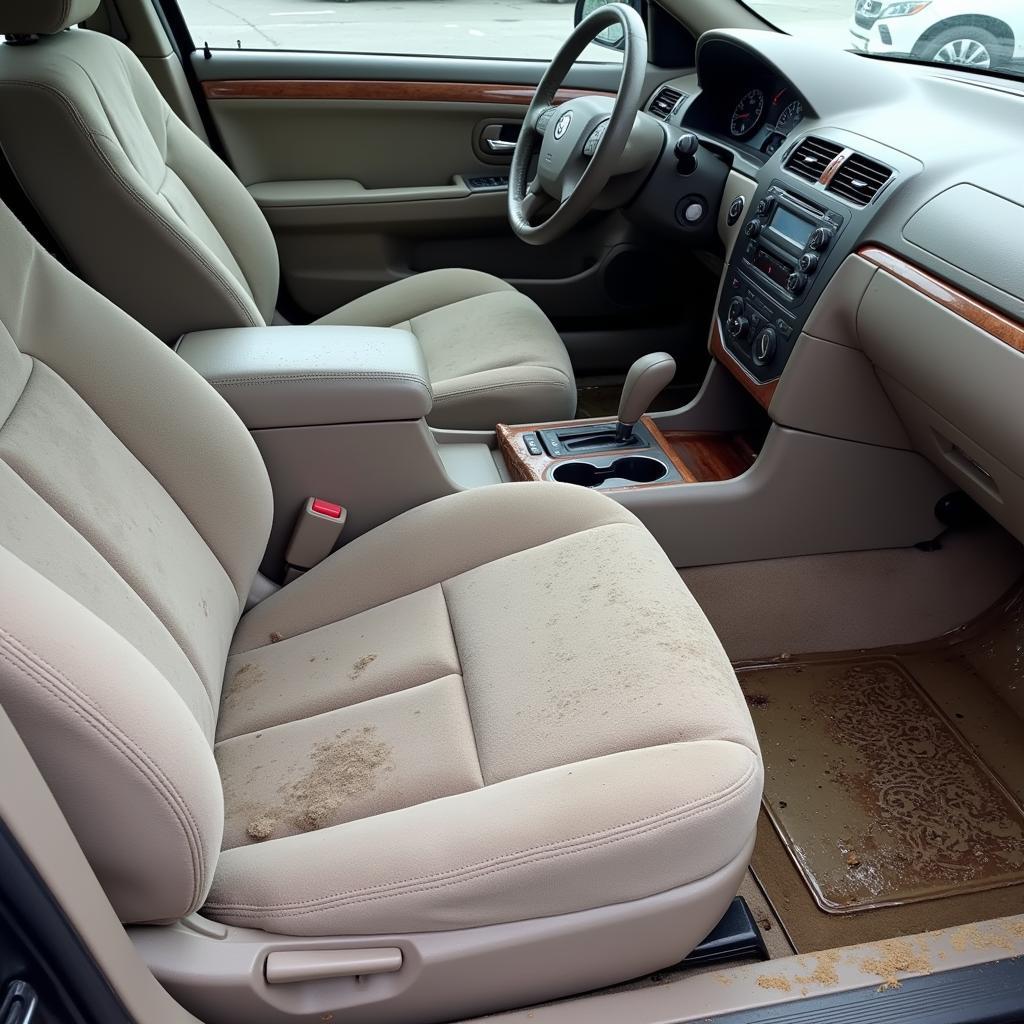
[857,938,932,993]
[755,974,792,992]
[795,950,841,988]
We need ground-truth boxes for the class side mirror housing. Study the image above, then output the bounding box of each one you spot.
[573,0,643,51]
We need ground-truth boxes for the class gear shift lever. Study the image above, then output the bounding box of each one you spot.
[614,352,677,444]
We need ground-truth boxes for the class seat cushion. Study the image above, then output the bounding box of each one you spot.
[204,483,762,936]
[316,270,577,429]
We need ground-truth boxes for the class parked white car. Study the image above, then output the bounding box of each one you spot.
[850,0,1024,68]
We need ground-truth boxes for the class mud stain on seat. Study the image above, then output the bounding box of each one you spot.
[222,662,265,709]
[242,726,394,841]
[246,815,277,841]
[289,726,393,829]
[349,654,378,680]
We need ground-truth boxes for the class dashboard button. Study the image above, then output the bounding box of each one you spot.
[745,219,763,239]
[786,271,808,295]
[799,252,820,273]
[727,196,746,227]
[756,197,775,217]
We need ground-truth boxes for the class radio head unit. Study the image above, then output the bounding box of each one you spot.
[741,185,845,301]
[717,179,851,387]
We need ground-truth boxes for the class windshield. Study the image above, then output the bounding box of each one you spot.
[744,1,1024,81]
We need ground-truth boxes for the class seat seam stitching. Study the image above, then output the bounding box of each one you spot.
[207,754,758,916]
[0,356,35,436]
[435,363,574,389]
[438,581,485,787]
[433,380,569,402]
[0,631,208,907]
[231,523,642,652]
[232,523,642,652]
[214,669,464,745]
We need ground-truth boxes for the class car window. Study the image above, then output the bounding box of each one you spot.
[744,0,1024,80]
[176,0,622,62]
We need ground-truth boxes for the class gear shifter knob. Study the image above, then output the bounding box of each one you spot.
[615,352,677,443]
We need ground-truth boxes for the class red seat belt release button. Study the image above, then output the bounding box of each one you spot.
[285,497,347,574]
[311,498,343,519]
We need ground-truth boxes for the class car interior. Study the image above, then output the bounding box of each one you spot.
[1,0,1023,1021]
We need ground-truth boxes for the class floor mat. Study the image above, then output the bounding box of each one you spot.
[741,584,1024,952]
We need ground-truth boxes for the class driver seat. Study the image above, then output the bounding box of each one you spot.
[0,2,577,430]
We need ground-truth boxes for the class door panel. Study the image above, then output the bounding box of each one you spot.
[193,50,711,377]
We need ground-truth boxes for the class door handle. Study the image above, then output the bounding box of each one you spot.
[480,123,520,156]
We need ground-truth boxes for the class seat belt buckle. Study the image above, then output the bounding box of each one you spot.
[284,498,347,582]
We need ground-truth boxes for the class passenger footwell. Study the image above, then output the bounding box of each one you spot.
[741,585,1024,952]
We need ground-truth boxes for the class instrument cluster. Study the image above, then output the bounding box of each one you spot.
[727,83,806,156]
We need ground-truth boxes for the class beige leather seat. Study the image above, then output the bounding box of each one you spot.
[0,3,576,430]
[0,194,761,1019]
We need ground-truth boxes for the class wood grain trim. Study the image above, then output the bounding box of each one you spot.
[496,416,756,489]
[708,320,780,410]
[643,418,697,484]
[858,246,1024,356]
[819,147,853,187]
[202,80,611,105]
[653,426,758,483]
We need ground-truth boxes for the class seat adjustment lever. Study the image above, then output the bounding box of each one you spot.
[265,948,403,985]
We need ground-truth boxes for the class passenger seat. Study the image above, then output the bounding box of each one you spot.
[0,170,761,1024]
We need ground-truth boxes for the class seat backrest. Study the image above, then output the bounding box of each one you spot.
[0,192,273,923]
[0,4,280,343]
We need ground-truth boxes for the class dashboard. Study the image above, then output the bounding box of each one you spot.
[639,29,1024,550]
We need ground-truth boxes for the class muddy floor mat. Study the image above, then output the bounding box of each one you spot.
[741,585,1024,952]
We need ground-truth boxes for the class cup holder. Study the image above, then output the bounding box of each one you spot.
[552,456,668,489]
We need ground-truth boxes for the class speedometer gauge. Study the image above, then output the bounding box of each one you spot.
[776,99,804,134]
[730,89,765,138]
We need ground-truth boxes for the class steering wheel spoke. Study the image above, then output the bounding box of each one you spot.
[559,166,585,204]
[521,179,547,223]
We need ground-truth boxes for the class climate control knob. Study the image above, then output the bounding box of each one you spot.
[752,327,777,366]
[799,252,820,273]
[808,227,833,252]
[726,310,750,340]
[787,271,808,296]
[744,219,763,239]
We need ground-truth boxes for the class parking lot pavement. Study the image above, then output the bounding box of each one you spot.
[179,0,854,59]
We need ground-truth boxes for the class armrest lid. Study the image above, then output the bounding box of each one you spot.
[177,326,432,428]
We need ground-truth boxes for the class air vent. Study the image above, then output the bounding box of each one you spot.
[827,152,893,206]
[785,137,844,184]
[649,86,684,121]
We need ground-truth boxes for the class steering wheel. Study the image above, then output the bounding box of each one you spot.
[509,3,648,246]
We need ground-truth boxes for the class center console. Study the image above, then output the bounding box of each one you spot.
[718,181,849,386]
[497,416,758,490]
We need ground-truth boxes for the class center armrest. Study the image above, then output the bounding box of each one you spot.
[176,325,432,428]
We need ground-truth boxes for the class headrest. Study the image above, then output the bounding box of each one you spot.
[0,0,101,37]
